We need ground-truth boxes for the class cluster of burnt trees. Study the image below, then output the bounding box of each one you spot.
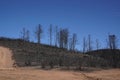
[21,24,77,51]
[0,35,119,69]
[16,24,119,69]
[21,24,118,52]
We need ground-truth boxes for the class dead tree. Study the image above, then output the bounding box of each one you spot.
[21,28,30,41]
[108,35,118,67]
[109,35,117,49]
[20,28,31,66]
[48,24,52,46]
[35,24,42,44]
[69,37,73,51]
[87,35,92,51]
[26,30,30,42]
[72,33,77,51]
[96,39,100,50]
[83,37,87,53]
[69,33,77,51]
[58,28,69,49]
[55,26,58,47]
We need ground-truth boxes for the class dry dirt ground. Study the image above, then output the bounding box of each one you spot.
[0,68,119,80]
[0,47,14,68]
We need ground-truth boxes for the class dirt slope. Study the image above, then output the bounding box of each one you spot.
[0,46,14,68]
[0,68,85,80]
[0,68,120,80]
[85,69,120,80]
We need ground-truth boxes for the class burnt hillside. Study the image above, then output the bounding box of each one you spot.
[0,37,114,69]
[87,49,120,68]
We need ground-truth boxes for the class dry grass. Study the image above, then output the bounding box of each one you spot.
[0,67,119,80]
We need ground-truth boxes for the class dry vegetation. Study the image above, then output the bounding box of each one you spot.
[0,38,109,68]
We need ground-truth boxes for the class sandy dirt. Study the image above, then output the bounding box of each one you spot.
[85,69,120,80]
[0,46,14,68]
[0,68,119,80]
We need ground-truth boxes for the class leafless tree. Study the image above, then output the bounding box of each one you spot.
[21,28,30,41]
[108,34,118,67]
[64,29,69,49]
[96,39,100,50]
[20,28,31,65]
[55,26,58,47]
[83,37,87,53]
[58,28,69,49]
[35,24,42,44]
[108,35,117,49]
[87,34,92,51]
[69,33,77,51]
[21,28,26,41]
[26,30,30,42]
[48,24,52,46]
[69,37,72,50]
[72,33,77,51]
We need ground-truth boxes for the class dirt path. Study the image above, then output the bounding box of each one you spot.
[0,46,14,68]
[0,68,85,80]
[0,68,119,80]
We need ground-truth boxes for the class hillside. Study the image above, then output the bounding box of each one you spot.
[0,37,118,69]
[87,49,120,68]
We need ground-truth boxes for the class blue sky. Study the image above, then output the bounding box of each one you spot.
[0,0,120,50]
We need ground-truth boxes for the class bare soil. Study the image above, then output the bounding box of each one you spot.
[0,47,14,68]
[0,68,119,80]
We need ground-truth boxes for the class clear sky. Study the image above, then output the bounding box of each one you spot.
[0,0,120,50]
